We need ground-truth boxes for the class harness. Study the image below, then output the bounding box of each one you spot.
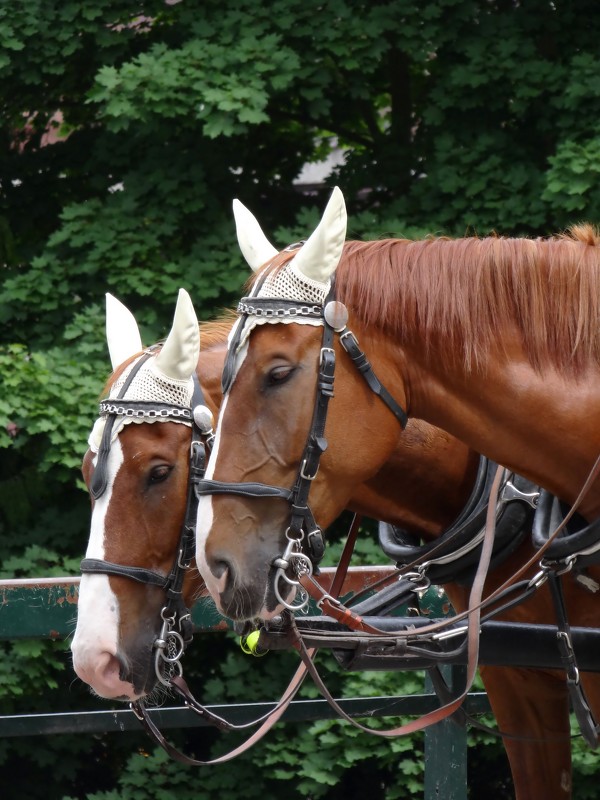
[81,351,215,687]
[197,289,408,610]
[379,456,539,587]
[533,488,600,570]
[78,291,600,760]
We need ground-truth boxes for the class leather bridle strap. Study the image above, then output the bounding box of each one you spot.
[128,513,365,764]
[199,289,409,569]
[131,657,314,765]
[79,560,169,588]
[90,352,153,500]
[290,466,505,736]
[338,329,408,428]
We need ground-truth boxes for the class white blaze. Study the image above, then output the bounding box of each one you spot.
[195,393,227,596]
[71,442,123,666]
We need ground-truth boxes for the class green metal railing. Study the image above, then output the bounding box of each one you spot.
[0,571,490,798]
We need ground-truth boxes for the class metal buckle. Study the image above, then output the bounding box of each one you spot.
[300,458,318,481]
[316,591,341,612]
[320,346,335,366]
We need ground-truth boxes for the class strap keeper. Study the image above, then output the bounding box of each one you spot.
[316,592,341,612]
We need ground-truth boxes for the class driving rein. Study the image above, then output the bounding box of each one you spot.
[78,297,600,760]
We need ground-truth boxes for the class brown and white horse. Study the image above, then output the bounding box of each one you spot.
[194,188,600,798]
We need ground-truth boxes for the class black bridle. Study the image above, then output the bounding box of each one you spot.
[196,289,408,610]
[80,352,215,686]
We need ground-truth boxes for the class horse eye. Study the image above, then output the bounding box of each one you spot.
[267,365,295,387]
[148,464,172,485]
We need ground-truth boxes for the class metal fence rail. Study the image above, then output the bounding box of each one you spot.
[0,571,491,799]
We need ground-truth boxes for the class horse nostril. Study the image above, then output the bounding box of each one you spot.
[211,558,231,581]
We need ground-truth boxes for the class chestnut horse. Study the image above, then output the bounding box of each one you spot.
[73,289,591,798]
[194,188,600,798]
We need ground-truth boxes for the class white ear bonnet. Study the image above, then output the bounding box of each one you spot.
[88,289,200,452]
[228,187,347,360]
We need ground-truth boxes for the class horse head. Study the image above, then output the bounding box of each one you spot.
[196,189,410,621]
[71,289,208,700]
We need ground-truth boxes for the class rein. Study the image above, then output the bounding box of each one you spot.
[80,296,600,758]
[127,514,366,765]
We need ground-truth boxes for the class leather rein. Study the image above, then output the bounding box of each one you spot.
[78,295,600,761]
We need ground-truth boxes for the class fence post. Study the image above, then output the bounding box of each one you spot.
[424,664,468,800]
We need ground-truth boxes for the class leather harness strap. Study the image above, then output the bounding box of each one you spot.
[547,573,599,748]
[297,453,600,641]
[126,513,367,764]
[131,659,314,765]
[290,466,506,737]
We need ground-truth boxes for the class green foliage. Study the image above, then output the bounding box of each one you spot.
[1,0,599,797]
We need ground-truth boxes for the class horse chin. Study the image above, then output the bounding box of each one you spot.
[217,574,295,622]
[117,641,161,699]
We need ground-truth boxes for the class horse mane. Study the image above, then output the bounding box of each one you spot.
[329,224,600,375]
[199,309,236,350]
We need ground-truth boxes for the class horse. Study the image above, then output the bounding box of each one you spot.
[73,288,591,798]
[193,188,600,798]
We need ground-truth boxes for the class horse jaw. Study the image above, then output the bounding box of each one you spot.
[153,288,200,382]
[105,293,143,370]
[292,186,347,284]
[233,199,279,271]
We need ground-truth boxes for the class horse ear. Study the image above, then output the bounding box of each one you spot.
[153,288,200,381]
[233,198,279,271]
[292,186,347,284]
[105,293,143,370]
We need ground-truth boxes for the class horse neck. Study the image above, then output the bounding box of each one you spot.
[399,338,600,520]
[337,235,600,517]
[350,419,480,540]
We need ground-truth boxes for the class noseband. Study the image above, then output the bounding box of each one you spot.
[197,288,408,611]
[81,351,215,686]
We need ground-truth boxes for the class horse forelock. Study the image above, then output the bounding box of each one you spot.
[332,225,600,376]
